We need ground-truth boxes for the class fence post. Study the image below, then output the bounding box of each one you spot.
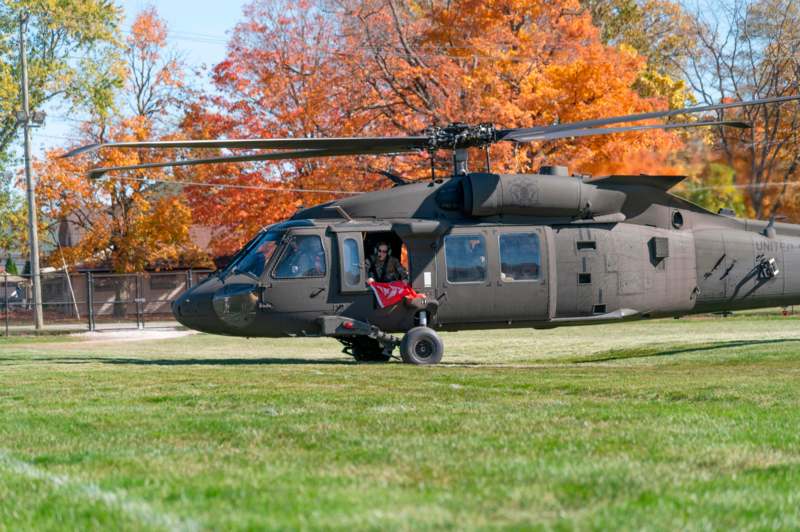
[86,271,95,332]
[137,272,145,330]
[187,269,193,289]
[4,273,8,337]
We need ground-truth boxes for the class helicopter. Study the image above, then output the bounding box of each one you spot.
[64,94,800,364]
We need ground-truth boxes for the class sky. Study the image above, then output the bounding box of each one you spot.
[31,0,251,158]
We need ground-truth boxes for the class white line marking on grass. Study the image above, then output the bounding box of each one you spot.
[71,329,198,344]
[0,450,200,531]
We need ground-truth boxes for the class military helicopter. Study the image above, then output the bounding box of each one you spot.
[65,95,800,364]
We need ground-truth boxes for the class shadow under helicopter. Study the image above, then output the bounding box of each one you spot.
[0,356,353,366]
[2,337,797,367]
[571,338,799,364]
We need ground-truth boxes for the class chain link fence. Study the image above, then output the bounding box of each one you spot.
[1,270,212,335]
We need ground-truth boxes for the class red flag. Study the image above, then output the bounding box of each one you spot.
[368,281,421,308]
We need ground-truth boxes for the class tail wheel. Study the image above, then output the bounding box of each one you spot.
[400,326,444,365]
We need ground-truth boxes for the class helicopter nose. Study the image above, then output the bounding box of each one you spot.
[172,278,227,334]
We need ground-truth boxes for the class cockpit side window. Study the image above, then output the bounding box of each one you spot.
[273,235,327,279]
[228,230,283,279]
[342,238,362,286]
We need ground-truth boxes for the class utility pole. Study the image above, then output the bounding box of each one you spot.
[19,14,44,330]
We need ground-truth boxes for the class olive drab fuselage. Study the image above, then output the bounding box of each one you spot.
[172,171,800,337]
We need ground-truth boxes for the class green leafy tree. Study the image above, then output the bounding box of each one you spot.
[677,163,749,216]
[0,171,24,255]
[0,0,122,163]
[4,256,18,274]
[582,0,693,71]
[581,0,695,107]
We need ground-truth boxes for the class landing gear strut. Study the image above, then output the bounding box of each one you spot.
[339,336,393,363]
[321,316,400,363]
[320,313,444,365]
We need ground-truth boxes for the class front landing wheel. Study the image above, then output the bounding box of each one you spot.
[400,327,443,365]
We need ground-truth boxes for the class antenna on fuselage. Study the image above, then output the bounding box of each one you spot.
[764,216,777,238]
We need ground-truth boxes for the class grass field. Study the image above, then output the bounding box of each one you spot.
[2,315,800,531]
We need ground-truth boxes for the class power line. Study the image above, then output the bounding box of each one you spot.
[34,133,85,142]
[688,181,800,192]
[79,174,365,195]
[119,26,580,63]
[64,170,800,196]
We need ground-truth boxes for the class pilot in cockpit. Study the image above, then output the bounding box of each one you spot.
[275,236,326,278]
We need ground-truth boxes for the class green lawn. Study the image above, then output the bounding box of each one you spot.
[1,315,800,530]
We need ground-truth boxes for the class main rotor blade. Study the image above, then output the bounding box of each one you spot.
[87,145,418,179]
[516,120,750,143]
[64,136,429,158]
[66,94,794,164]
[499,94,799,142]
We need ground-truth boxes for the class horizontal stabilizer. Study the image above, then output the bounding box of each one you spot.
[589,174,686,191]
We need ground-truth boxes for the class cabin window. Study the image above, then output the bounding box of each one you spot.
[273,235,326,279]
[342,238,362,286]
[499,233,541,281]
[444,234,487,283]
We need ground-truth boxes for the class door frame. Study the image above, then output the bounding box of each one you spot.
[492,225,550,322]
[335,231,369,294]
[435,225,554,325]
[436,226,496,324]
[259,227,332,313]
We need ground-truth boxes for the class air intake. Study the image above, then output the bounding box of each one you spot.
[538,165,569,176]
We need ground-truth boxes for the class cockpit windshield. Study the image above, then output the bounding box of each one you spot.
[221,221,315,280]
[227,229,284,279]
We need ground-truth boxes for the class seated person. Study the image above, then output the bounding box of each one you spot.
[451,237,486,282]
[466,237,486,280]
[366,241,408,283]
[274,236,326,278]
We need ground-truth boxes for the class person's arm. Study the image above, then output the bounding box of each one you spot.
[396,259,409,281]
[365,258,374,284]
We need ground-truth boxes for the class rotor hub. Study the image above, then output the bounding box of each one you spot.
[424,123,497,151]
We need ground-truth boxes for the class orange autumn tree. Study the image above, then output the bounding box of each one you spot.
[180,0,375,256]
[333,0,686,175]
[36,7,211,273]
[184,0,686,257]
